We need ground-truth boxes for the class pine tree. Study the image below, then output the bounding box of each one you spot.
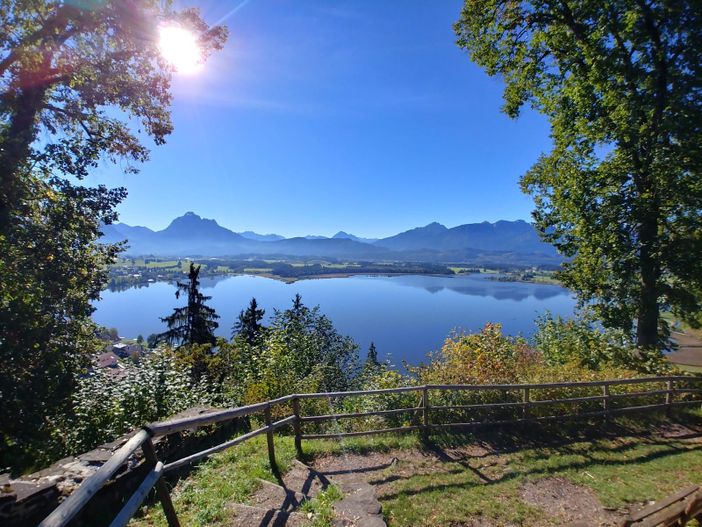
[233,297,265,344]
[366,342,379,368]
[158,263,219,347]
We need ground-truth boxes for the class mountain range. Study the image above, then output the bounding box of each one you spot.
[101,212,561,267]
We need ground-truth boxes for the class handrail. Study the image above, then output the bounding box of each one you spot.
[39,429,151,527]
[39,375,701,527]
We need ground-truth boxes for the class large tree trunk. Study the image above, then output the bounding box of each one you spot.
[0,72,50,231]
[636,211,660,349]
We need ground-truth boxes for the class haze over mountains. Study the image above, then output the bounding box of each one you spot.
[101,212,561,267]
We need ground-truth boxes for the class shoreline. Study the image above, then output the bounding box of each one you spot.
[107,269,566,291]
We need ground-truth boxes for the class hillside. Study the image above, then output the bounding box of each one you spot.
[101,212,562,267]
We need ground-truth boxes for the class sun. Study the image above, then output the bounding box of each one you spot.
[158,25,203,74]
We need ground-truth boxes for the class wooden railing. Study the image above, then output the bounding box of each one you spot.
[38,376,702,527]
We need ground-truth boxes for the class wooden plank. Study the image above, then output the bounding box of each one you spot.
[297,385,421,398]
[163,425,269,473]
[608,389,669,399]
[301,407,418,423]
[301,425,422,440]
[39,429,150,527]
[430,401,525,411]
[422,386,429,441]
[271,415,296,430]
[292,397,303,459]
[426,376,692,392]
[603,384,610,418]
[627,485,699,522]
[636,500,690,527]
[264,405,277,472]
[108,462,164,527]
[142,438,179,527]
[148,398,287,437]
[523,387,530,419]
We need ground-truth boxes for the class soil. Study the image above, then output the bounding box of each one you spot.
[519,477,625,526]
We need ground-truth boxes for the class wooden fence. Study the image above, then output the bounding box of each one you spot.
[38,376,702,527]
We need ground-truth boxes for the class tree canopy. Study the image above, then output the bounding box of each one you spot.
[455,0,702,349]
[0,1,227,226]
[233,297,266,344]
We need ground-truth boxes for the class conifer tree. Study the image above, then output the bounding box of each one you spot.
[233,297,266,344]
[158,263,219,347]
[366,342,380,368]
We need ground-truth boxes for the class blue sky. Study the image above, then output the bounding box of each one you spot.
[88,0,552,238]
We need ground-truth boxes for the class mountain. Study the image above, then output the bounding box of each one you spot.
[332,231,378,244]
[375,220,558,256]
[304,235,328,240]
[238,231,285,242]
[101,213,561,266]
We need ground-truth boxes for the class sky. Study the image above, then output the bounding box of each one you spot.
[87,0,553,239]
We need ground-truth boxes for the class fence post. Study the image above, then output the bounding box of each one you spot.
[263,404,277,473]
[141,437,180,527]
[292,397,303,460]
[422,386,430,442]
[522,387,530,420]
[602,383,610,420]
[666,379,673,416]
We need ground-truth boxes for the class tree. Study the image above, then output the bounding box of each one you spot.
[0,1,227,229]
[146,333,160,349]
[269,295,360,392]
[136,334,144,345]
[232,297,266,344]
[365,342,380,369]
[455,1,702,349]
[0,1,226,471]
[159,263,220,347]
[0,180,124,472]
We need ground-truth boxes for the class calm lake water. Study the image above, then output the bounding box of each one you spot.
[92,273,576,366]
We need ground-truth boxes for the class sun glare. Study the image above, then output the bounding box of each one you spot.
[158,25,202,74]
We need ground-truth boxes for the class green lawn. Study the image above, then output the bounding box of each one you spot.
[129,411,702,527]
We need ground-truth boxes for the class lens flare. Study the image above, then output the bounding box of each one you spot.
[158,25,202,74]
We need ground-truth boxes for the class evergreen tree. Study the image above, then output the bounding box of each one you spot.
[158,263,219,347]
[232,297,266,344]
[366,342,380,368]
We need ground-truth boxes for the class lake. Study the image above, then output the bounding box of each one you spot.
[92,273,576,366]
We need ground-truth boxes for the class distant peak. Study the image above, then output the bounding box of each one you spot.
[183,211,199,217]
[420,222,447,231]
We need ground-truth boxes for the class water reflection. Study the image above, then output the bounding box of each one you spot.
[373,274,568,301]
[94,273,575,365]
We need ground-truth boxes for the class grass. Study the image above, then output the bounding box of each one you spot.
[129,435,297,527]
[375,412,702,526]
[129,411,702,527]
[299,485,344,527]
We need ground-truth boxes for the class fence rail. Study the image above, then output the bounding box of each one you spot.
[38,375,702,527]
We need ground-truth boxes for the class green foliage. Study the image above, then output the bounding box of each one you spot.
[0,1,226,473]
[0,176,124,473]
[533,312,670,374]
[232,297,265,344]
[455,0,702,349]
[413,324,538,386]
[300,485,344,527]
[241,295,360,403]
[59,353,213,454]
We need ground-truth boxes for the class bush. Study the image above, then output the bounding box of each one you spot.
[57,352,214,454]
[533,312,672,374]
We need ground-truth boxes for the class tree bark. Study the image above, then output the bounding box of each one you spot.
[0,78,49,230]
[636,210,660,349]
